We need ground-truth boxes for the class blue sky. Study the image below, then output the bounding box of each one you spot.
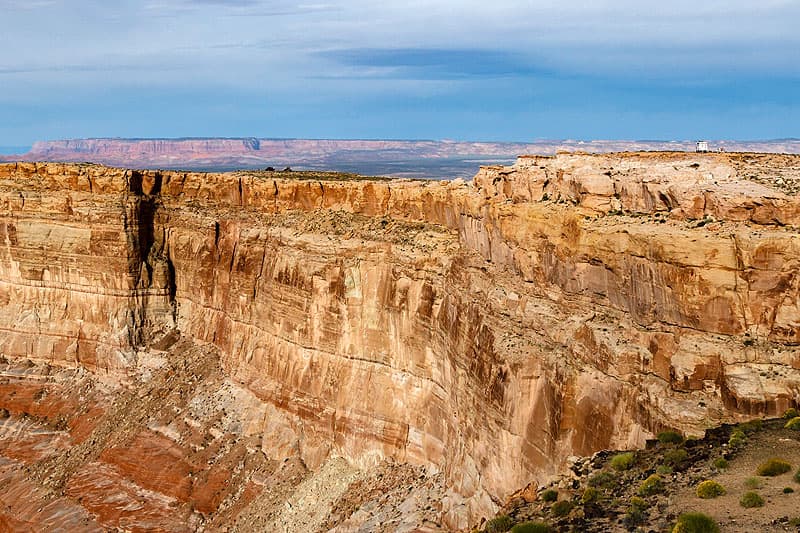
[1,0,798,146]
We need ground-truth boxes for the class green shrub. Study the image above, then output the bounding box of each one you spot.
[664,448,689,467]
[581,487,599,504]
[795,468,800,483]
[783,487,795,494]
[757,458,792,476]
[588,471,617,489]
[712,457,728,470]
[510,522,553,533]
[657,430,684,445]
[638,474,664,496]
[728,434,746,448]
[630,496,648,509]
[740,491,764,508]
[790,517,800,527]
[551,500,573,517]
[657,465,674,476]
[623,497,649,527]
[784,408,800,419]
[744,477,762,489]
[671,512,720,533]
[485,515,513,533]
[696,480,726,499]
[610,452,636,471]
[739,419,762,434]
[785,417,800,430]
[539,489,558,502]
[728,428,748,448]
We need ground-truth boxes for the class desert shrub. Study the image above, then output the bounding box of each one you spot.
[588,471,616,489]
[740,491,764,508]
[664,448,689,467]
[730,428,746,438]
[696,480,726,499]
[790,517,800,527]
[539,489,558,502]
[671,512,720,533]
[728,433,746,448]
[783,408,799,419]
[739,419,762,434]
[744,477,762,489]
[795,468,800,483]
[712,457,728,470]
[581,487,599,504]
[510,522,553,533]
[727,427,748,448]
[629,496,648,509]
[658,430,684,445]
[638,474,664,496]
[623,497,649,527]
[785,417,800,430]
[783,487,795,494]
[610,452,636,471]
[657,465,674,476]
[551,500,573,517]
[485,515,514,533]
[757,458,792,476]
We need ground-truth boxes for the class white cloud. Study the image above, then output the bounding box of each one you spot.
[0,1,797,105]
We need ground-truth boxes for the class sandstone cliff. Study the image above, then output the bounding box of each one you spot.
[0,153,798,531]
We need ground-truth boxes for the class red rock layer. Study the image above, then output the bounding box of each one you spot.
[0,154,798,528]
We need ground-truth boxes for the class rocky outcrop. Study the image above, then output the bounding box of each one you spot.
[0,153,799,530]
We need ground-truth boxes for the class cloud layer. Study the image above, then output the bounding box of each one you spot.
[1,1,798,144]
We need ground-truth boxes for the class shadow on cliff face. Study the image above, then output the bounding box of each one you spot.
[124,169,177,349]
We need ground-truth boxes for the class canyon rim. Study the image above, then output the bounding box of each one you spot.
[0,151,799,531]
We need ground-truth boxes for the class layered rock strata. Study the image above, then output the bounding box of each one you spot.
[0,152,798,530]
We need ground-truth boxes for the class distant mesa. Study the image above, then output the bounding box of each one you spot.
[2,137,799,179]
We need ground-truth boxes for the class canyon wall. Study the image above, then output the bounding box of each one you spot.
[0,153,799,529]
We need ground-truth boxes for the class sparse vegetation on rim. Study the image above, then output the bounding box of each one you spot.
[609,452,635,471]
[550,500,573,517]
[484,514,514,533]
[638,474,664,497]
[783,408,799,419]
[711,457,728,470]
[672,512,720,533]
[657,430,684,445]
[756,458,792,476]
[739,491,765,508]
[744,476,763,489]
[695,480,726,499]
[785,417,800,430]
[663,448,690,468]
[478,417,800,531]
[539,489,558,502]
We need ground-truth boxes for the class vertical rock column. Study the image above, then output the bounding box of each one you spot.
[123,170,177,351]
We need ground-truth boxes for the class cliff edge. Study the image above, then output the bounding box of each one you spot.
[0,152,798,531]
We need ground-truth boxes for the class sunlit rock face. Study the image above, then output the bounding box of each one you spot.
[0,153,798,530]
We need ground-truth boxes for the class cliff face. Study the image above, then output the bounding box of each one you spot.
[0,153,799,530]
